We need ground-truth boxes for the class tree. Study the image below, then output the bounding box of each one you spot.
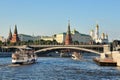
[73,41,79,45]
[28,40,34,45]
[39,39,46,45]
[46,40,52,45]
[0,41,2,46]
[52,39,58,45]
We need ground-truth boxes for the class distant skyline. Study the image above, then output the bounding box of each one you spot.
[0,0,120,41]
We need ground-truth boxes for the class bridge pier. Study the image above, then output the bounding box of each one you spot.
[103,44,112,53]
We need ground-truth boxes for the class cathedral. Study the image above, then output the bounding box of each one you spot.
[90,24,108,44]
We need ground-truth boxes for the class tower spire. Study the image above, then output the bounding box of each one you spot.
[14,24,18,34]
[7,27,12,42]
[65,20,72,45]
[95,24,99,39]
[68,20,70,33]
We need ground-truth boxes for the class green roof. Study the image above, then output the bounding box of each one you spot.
[19,34,33,37]
[80,33,90,36]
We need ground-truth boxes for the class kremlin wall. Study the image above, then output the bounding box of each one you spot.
[0,22,109,45]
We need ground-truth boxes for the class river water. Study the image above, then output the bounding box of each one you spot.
[0,53,120,80]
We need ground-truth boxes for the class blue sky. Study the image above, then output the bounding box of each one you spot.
[0,0,120,41]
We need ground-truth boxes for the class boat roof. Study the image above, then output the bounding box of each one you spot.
[19,45,32,49]
[17,45,33,51]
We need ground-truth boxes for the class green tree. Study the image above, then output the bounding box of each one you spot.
[39,39,46,45]
[73,41,79,45]
[0,41,2,46]
[28,40,34,45]
[46,40,52,45]
[52,39,58,45]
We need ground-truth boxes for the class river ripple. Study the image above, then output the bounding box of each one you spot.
[0,54,120,80]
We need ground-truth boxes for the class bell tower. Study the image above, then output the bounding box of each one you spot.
[7,28,12,42]
[95,24,99,40]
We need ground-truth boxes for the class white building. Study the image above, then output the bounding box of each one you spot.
[90,24,109,44]
[0,36,6,42]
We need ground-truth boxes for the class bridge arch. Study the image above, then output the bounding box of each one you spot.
[34,46,100,55]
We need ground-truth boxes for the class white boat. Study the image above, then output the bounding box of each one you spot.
[12,46,37,65]
[72,52,82,60]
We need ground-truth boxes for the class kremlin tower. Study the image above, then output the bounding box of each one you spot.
[7,28,12,42]
[10,25,20,43]
[65,20,72,45]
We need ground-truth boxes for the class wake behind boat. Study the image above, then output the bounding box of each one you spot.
[12,45,37,65]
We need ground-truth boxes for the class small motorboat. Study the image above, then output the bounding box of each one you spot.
[72,52,82,60]
[12,45,37,65]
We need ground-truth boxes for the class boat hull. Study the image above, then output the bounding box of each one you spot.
[93,58,117,66]
[12,59,36,65]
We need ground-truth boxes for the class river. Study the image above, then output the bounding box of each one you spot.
[0,52,120,80]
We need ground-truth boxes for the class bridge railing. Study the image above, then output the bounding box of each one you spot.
[30,44,104,48]
[1,44,104,53]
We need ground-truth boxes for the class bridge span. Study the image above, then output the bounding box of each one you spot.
[34,46,100,54]
[1,44,111,55]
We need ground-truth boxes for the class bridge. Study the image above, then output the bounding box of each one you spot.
[1,44,111,55]
[34,46,100,54]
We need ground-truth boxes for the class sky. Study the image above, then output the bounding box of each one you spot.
[0,0,120,41]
